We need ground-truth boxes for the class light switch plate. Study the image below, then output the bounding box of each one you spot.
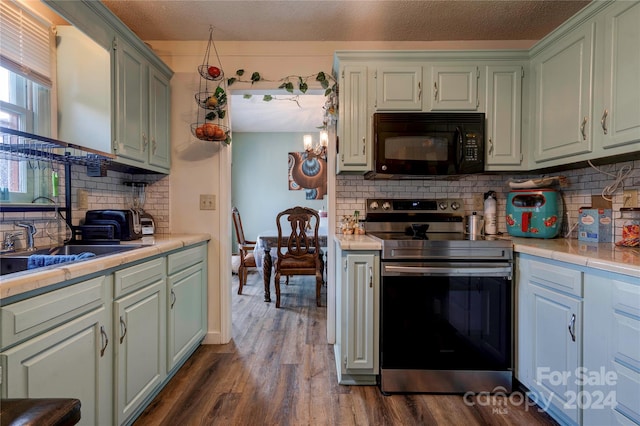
[200,194,216,210]
[623,189,638,207]
[77,189,89,209]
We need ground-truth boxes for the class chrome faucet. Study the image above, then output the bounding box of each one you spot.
[17,222,37,251]
[1,232,20,253]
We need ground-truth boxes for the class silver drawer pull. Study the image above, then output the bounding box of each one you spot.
[119,316,127,344]
[100,325,109,357]
[568,313,576,342]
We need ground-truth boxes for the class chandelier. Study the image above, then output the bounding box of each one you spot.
[303,130,328,156]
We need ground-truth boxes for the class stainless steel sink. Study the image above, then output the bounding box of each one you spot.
[0,244,144,276]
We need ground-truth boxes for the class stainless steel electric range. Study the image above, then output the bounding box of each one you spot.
[364,198,514,394]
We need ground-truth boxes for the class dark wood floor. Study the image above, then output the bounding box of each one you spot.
[134,272,558,426]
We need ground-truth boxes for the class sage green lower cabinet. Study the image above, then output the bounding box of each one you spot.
[113,257,167,425]
[583,271,640,426]
[517,255,583,425]
[0,243,208,425]
[334,244,380,385]
[167,244,207,372]
[0,275,113,426]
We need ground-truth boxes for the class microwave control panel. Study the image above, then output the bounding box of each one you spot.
[463,132,480,161]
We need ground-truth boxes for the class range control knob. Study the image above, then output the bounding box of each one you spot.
[369,201,379,210]
[438,201,448,210]
[451,201,461,211]
[382,201,391,211]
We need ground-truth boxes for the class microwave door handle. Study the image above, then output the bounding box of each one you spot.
[456,126,464,169]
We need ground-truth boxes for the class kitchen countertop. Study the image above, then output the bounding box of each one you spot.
[0,234,210,303]
[334,233,639,278]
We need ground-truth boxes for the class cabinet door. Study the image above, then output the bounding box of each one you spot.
[598,1,640,149]
[584,273,640,426]
[114,279,166,425]
[1,307,112,426]
[149,67,171,169]
[344,253,378,370]
[532,21,595,163]
[115,37,148,163]
[167,262,206,372]
[338,65,371,172]
[530,283,582,424]
[485,65,523,166]
[429,65,479,110]
[375,65,422,110]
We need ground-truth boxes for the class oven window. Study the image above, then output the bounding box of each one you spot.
[384,136,449,161]
[381,274,511,371]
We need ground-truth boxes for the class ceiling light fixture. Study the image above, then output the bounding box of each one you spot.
[303,130,328,156]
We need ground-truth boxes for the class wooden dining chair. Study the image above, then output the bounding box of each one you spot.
[232,207,257,295]
[274,206,324,308]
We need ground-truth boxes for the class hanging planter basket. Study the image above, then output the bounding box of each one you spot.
[192,26,230,145]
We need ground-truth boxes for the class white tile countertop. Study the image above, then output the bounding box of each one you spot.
[0,234,210,303]
[334,233,639,279]
[512,237,640,278]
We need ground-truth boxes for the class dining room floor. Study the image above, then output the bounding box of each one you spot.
[133,271,558,426]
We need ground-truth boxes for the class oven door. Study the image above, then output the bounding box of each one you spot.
[380,261,513,393]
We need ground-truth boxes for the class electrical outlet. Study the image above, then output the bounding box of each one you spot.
[77,189,89,209]
[199,194,216,210]
[623,189,638,207]
[473,194,484,212]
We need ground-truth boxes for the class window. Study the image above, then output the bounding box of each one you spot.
[0,0,53,203]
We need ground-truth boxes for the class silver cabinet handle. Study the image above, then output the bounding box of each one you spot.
[568,313,576,342]
[580,117,588,140]
[362,137,365,155]
[152,138,157,154]
[142,133,148,151]
[601,109,608,135]
[433,82,438,100]
[369,266,373,288]
[417,81,422,101]
[488,138,494,155]
[171,289,176,309]
[100,325,109,357]
[119,316,127,344]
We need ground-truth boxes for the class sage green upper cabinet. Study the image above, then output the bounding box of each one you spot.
[337,64,373,173]
[55,25,111,154]
[595,1,640,150]
[428,65,480,111]
[485,65,524,168]
[114,37,171,173]
[375,65,422,110]
[531,20,595,164]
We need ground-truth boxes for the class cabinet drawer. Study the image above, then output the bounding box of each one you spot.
[114,257,166,298]
[1,275,108,349]
[529,260,583,297]
[167,244,206,275]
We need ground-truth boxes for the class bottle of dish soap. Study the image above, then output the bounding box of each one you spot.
[484,190,497,235]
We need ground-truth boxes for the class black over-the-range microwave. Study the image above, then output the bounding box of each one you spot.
[368,112,485,179]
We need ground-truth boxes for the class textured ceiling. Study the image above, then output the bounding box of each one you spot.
[98,0,590,133]
[101,0,590,42]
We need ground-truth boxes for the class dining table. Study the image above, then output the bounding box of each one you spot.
[254,219,328,303]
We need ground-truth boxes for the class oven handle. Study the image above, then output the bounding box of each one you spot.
[383,264,512,278]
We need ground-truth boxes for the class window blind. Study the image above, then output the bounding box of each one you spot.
[0,0,52,87]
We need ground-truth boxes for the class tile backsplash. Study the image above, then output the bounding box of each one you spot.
[2,158,638,250]
[0,164,170,251]
[336,159,640,243]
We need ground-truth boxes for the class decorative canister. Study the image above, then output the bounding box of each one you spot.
[617,208,640,247]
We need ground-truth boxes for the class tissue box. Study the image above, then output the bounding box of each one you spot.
[578,208,612,242]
